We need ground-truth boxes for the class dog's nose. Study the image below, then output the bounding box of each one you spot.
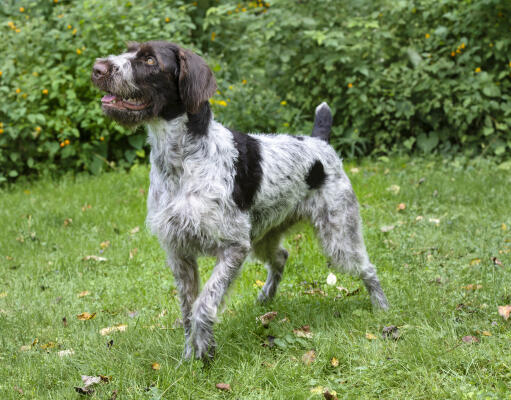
[92,61,109,79]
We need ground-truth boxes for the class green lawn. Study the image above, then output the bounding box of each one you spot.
[1,157,510,399]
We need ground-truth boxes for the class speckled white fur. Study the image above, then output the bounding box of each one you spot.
[145,106,388,359]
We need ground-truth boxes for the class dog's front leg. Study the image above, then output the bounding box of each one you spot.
[167,252,200,359]
[190,244,249,360]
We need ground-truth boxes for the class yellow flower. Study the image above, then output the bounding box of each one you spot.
[475,67,481,73]
[60,142,65,148]
[76,48,82,55]
[72,28,77,35]
[58,14,63,18]
[283,122,289,127]
[19,7,25,12]
[460,43,465,49]
[64,139,70,145]
[35,126,41,132]
[227,10,232,15]
[211,32,216,41]
[8,21,14,28]
[67,24,72,29]
[348,83,353,88]
[22,93,27,99]
[425,33,430,39]
[280,100,287,105]
[509,61,511,68]
[0,71,2,77]
[217,100,227,107]
[42,89,48,95]
[0,129,4,134]
[228,85,233,90]
[165,17,170,23]
[16,88,21,94]
[242,79,247,84]
[100,136,104,141]
[54,0,58,3]
[456,48,461,54]
[242,7,247,12]
[451,51,455,57]
[489,43,493,47]
[15,28,21,33]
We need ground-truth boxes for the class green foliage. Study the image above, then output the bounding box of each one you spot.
[1,0,510,182]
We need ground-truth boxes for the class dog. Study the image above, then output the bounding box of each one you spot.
[91,41,389,360]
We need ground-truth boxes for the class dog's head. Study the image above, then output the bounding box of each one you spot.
[91,41,217,126]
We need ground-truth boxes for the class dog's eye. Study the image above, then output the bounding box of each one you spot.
[145,57,156,65]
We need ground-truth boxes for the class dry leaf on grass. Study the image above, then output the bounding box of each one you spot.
[365,333,377,340]
[462,335,479,344]
[75,374,108,396]
[396,203,406,211]
[330,357,339,367]
[58,349,75,357]
[215,383,231,391]
[293,325,313,339]
[78,291,90,298]
[77,312,96,320]
[129,248,138,259]
[481,331,492,336]
[324,390,339,400]
[382,325,400,340]
[302,350,316,365]
[492,257,503,267]
[258,311,277,326]
[387,184,400,194]
[0,292,7,298]
[350,167,360,174]
[82,255,107,262]
[380,225,395,233]
[498,305,511,320]
[462,284,482,290]
[303,288,326,296]
[130,226,140,234]
[63,218,73,226]
[151,363,161,370]
[100,324,127,336]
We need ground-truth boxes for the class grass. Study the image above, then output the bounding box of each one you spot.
[1,157,510,399]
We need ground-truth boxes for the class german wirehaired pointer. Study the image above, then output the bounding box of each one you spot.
[91,41,389,360]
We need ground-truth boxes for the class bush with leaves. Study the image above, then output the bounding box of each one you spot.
[1,0,510,183]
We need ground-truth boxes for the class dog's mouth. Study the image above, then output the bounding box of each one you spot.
[101,94,150,111]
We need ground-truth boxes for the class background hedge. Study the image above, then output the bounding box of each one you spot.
[1,0,510,182]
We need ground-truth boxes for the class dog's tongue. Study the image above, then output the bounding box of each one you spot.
[101,94,116,103]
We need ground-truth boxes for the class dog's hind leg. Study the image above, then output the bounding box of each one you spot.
[253,229,289,303]
[309,182,389,310]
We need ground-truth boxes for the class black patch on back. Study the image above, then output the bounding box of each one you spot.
[230,129,263,210]
[306,160,326,189]
[186,102,211,137]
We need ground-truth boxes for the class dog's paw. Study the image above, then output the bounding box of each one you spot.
[191,327,216,360]
[257,289,273,304]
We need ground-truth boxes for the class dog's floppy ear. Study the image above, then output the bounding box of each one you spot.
[178,49,217,114]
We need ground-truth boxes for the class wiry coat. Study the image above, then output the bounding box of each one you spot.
[91,41,388,360]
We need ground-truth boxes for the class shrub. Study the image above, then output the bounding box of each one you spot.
[1,0,510,182]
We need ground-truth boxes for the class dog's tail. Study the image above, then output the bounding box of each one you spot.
[311,102,332,142]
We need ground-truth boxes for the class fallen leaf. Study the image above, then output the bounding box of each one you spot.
[100,241,110,249]
[215,383,231,391]
[258,311,278,326]
[502,223,508,231]
[81,375,101,386]
[470,258,481,266]
[387,184,400,195]
[129,248,138,259]
[63,218,73,226]
[330,357,339,367]
[326,273,337,286]
[151,362,161,370]
[462,335,479,344]
[158,309,167,318]
[346,288,361,297]
[0,292,7,298]
[293,325,313,338]
[350,167,360,174]
[77,312,96,320]
[81,204,92,212]
[99,375,111,383]
[58,349,75,357]
[302,350,316,365]
[62,316,68,327]
[481,331,492,337]
[310,386,324,395]
[130,226,140,234]
[428,218,440,225]
[382,325,400,340]
[462,284,482,290]
[40,341,56,350]
[365,333,377,340]
[492,257,503,267]
[324,390,339,400]
[303,288,327,296]
[416,216,424,221]
[380,225,395,233]
[110,390,118,400]
[254,279,265,288]
[100,324,127,336]
[74,386,94,395]
[498,305,511,320]
[82,255,107,262]
[78,291,90,298]
[336,286,349,295]
[397,203,406,211]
